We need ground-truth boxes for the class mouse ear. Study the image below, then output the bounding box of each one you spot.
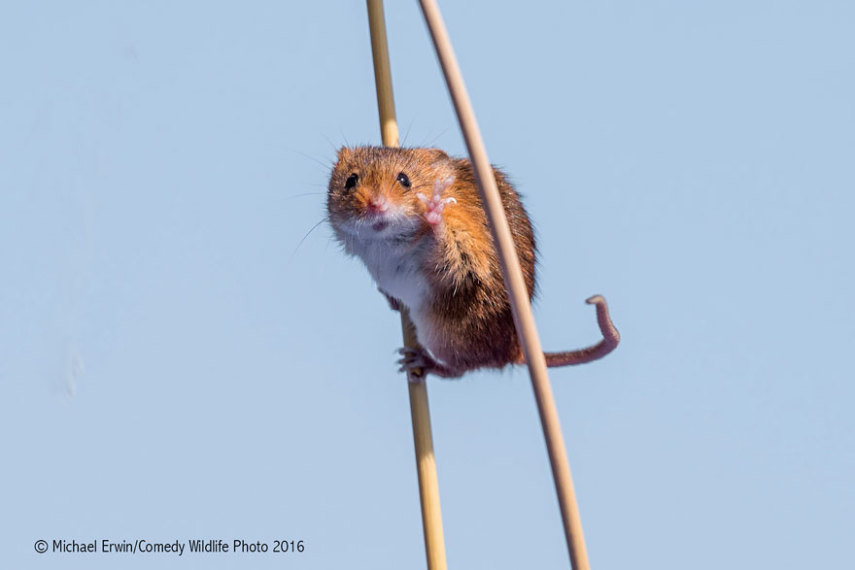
[426,148,450,163]
[336,147,353,161]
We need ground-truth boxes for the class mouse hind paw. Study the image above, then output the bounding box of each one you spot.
[397,346,461,379]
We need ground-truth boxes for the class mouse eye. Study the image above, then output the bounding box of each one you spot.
[396,172,411,188]
[344,173,358,191]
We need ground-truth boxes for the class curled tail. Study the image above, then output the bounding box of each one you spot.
[539,295,620,367]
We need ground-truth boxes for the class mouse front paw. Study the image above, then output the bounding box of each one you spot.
[417,176,457,226]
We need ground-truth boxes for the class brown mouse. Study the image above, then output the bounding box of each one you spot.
[327,145,619,378]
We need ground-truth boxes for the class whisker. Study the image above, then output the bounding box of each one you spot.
[401,119,415,147]
[426,127,450,148]
[290,218,328,261]
[339,129,351,149]
[322,134,339,154]
[284,147,333,170]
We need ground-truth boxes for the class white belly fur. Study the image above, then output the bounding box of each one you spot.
[352,239,443,360]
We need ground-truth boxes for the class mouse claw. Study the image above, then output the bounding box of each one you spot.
[397,346,437,381]
[398,346,433,369]
[397,347,462,379]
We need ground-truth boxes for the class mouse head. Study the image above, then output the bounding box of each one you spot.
[327,146,452,242]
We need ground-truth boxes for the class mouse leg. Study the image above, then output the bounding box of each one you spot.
[398,347,462,379]
[417,177,457,226]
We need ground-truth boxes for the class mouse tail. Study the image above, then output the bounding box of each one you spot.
[539,295,620,367]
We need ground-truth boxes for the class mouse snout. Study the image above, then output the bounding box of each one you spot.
[366,196,390,214]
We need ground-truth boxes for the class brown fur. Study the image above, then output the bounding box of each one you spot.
[327,146,617,378]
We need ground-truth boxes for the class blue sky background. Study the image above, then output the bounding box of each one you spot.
[1,1,852,568]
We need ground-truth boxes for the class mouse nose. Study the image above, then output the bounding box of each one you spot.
[367,197,389,213]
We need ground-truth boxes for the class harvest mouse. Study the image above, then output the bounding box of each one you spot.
[327,146,619,378]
